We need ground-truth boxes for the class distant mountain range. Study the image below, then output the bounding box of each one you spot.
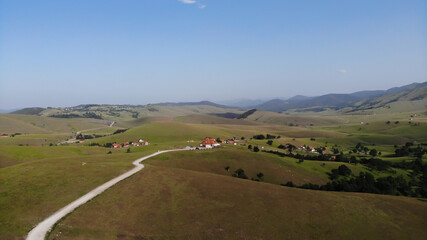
[8,82,426,115]
[253,82,427,112]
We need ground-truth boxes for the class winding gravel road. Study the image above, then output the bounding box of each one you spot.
[26,149,186,240]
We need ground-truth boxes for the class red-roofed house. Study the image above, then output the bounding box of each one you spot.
[112,144,122,148]
[200,138,220,149]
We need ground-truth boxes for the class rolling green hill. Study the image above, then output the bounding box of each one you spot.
[47,163,427,240]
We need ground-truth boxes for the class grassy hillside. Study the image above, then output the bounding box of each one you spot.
[37,104,245,125]
[0,114,108,134]
[146,148,331,185]
[11,107,45,115]
[0,147,160,239]
[1,105,426,239]
[48,164,427,240]
[244,110,348,126]
[175,114,256,125]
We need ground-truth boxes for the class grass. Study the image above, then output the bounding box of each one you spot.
[175,114,256,125]
[146,148,330,185]
[0,146,160,239]
[1,109,426,239]
[48,164,427,240]
[0,114,108,134]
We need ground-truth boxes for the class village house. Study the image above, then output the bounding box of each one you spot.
[112,143,122,148]
[109,138,149,148]
[1,133,9,137]
[200,137,220,149]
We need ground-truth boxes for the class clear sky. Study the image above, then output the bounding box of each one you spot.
[0,0,426,109]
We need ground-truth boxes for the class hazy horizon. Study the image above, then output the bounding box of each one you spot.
[0,80,425,110]
[1,0,426,109]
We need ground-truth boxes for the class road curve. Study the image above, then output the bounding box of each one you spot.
[26,149,186,240]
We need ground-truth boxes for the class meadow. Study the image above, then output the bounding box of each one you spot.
[0,108,425,239]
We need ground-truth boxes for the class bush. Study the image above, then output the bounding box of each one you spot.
[232,168,248,179]
[253,134,266,140]
[107,151,112,154]
[282,181,296,187]
[267,140,273,145]
[266,134,276,139]
[253,146,260,152]
[369,149,378,157]
[248,145,252,150]
[113,129,128,134]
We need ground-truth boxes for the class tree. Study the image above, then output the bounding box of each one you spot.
[126,148,131,153]
[338,165,352,176]
[257,172,264,179]
[266,134,276,139]
[253,134,266,140]
[225,166,230,171]
[267,140,273,145]
[363,147,369,154]
[216,138,222,143]
[232,168,248,179]
[332,148,340,155]
[369,149,378,157]
[107,151,112,154]
[248,145,252,150]
[253,146,260,152]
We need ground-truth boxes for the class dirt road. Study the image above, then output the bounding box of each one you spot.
[26,149,185,240]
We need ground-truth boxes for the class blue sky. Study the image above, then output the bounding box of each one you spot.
[0,0,426,109]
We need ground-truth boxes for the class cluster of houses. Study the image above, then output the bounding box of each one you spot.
[298,145,318,153]
[112,139,150,148]
[1,133,9,137]
[193,137,243,149]
[223,137,240,145]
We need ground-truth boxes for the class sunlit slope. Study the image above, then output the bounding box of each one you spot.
[175,114,256,125]
[0,114,107,134]
[0,148,159,239]
[37,104,245,126]
[244,110,348,126]
[49,164,427,240]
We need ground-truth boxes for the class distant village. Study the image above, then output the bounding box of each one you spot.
[111,139,150,148]
[185,137,242,150]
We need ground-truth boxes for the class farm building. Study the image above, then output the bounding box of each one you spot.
[200,138,221,148]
